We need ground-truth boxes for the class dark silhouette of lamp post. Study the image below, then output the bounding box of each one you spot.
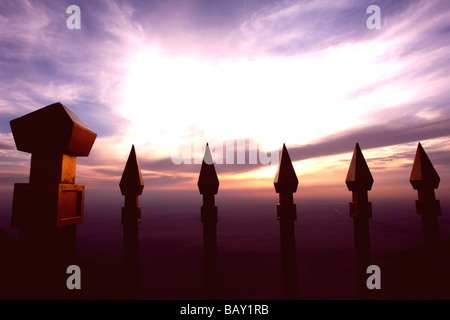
[345,143,373,300]
[198,143,219,299]
[274,144,299,299]
[119,145,144,299]
[9,102,96,297]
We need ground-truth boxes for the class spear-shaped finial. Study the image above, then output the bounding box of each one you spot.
[274,143,299,194]
[346,143,374,193]
[410,142,440,190]
[120,145,144,197]
[346,143,373,300]
[198,143,219,196]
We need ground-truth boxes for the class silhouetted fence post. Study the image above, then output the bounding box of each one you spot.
[409,142,444,298]
[198,143,220,299]
[120,145,144,299]
[345,143,373,300]
[9,102,96,296]
[410,142,441,251]
[274,144,299,299]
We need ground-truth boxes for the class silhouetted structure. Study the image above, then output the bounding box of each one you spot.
[409,142,444,298]
[3,118,450,300]
[410,142,441,251]
[345,143,373,300]
[274,144,299,299]
[198,143,220,299]
[9,102,96,297]
[120,145,144,299]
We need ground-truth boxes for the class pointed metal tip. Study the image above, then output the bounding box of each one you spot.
[410,142,440,190]
[202,143,214,165]
[274,144,298,194]
[119,145,144,196]
[198,143,219,195]
[345,143,373,191]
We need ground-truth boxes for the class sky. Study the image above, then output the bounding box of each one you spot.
[0,0,450,202]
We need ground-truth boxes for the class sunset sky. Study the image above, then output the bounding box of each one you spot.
[1,0,449,202]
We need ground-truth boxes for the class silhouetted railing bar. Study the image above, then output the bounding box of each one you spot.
[198,143,220,299]
[120,145,144,299]
[410,142,441,249]
[409,142,444,298]
[274,144,299,299]
[345,143,373,300]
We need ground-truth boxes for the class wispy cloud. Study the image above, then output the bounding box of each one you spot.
[0,0,142,135]
[1,0,449,195]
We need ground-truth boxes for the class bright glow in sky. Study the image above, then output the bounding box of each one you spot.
[119,40,420,159]
[0,0,449,197]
